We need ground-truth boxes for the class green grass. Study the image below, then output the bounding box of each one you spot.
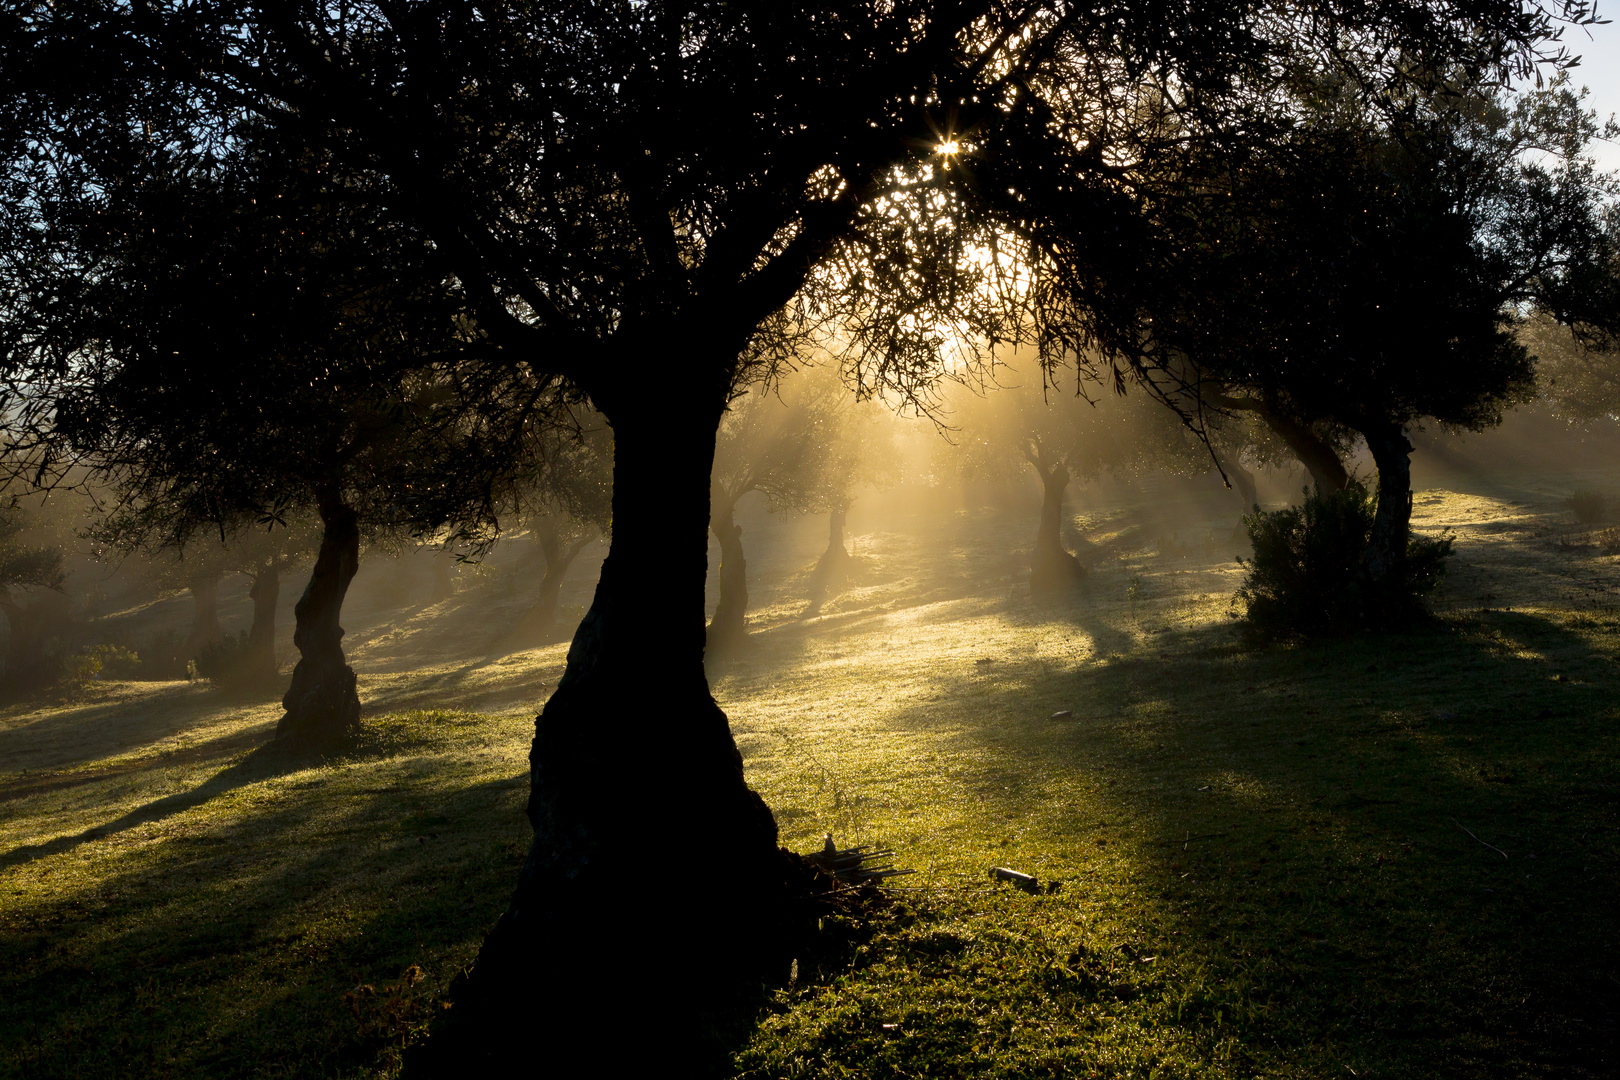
[2,479,1618,1077]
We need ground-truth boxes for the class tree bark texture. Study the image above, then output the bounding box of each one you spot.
[246,567,280,685]
[1360,421,1414,586]
[1029,463,1085,589]
[443,407,783,1063]
[275,487,361,748]
[706,495,749,649]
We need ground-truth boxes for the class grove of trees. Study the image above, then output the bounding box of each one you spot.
[3,0,1617,1066]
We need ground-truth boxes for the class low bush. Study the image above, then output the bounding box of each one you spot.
[1237,484,1452,638]
[1569,489,1610,524]
[55,644,141,696]
[195,631,271,690]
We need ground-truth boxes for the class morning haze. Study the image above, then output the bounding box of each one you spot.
[1,1,1617,1077]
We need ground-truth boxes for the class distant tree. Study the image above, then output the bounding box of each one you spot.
[0,119,501,747]
[804,384,899,608]
[707,371,863,647]
[3,0,1582,1053]
[90,506,320,685]
[504,418,614,646]
[1139,80,1613,607]
[942,366,1212,588]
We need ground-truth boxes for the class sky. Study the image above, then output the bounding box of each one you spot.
[1545,14,1620,171]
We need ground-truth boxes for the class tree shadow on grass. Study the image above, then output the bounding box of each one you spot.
[0,728,429,872]
[863,606,1620,1076]
[3,759,534,1080]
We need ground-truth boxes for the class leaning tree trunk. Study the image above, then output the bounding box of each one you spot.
[706,494,749,649]
[1360,420,1415,586]
[432,404,784,1067]
[1259,405,1350,494]
[1221,455,1259,511]
[245,566,280,686]
[1029,463,1085,590]
[182,573,224,661]
[275,486,361,748]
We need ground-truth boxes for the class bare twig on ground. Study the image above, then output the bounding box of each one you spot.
[1452,818,1509,859]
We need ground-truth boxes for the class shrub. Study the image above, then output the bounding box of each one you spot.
[87,643,141,679]
[55,644,140,695]
[1237,484,1453,639]
[1569,489,1610,525]
[137,628,189,680]
[196,631,254,688]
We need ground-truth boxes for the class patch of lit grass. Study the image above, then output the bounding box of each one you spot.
[717,489,1620,1078]
[1,484,1618,1077]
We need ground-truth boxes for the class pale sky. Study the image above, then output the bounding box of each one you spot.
[1545,15,1620,171]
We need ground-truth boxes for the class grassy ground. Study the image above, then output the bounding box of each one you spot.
[2,476,1617,1077]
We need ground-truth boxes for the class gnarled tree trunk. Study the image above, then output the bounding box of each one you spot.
[275,485,361,748]
[245,566,280,685]
[437,404,783,1066]
[819,500,852,576]
[706,494,748,649]
[1029,460,1085,590]
[1360,420,1414,585]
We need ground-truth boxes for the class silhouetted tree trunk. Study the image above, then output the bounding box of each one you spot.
[245,566,280,685]
[1360,420,1414,585]
[1222,455,1258,510]
[1026,450,1085,590]
[511,527,593,644]
[707,495,748,648]
[275,484,360,748]
[819,501,852,576]
[442,405,783,1061]
[1265,408,1351,494]
[182,573,223,660]
[803,500,854,618]
[1217,393,1350,493]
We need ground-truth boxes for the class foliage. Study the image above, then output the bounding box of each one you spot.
[194,632,263,691]
[1237,485,1453,637]
[1568,488,1611,524]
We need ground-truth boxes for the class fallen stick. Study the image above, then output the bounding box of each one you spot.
[1452,818,1509,860]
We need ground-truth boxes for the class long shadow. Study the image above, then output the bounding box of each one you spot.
[3,758,533,1079]
[859,604,1620,1074]
[0,723,272,807]
[0,681,275,775]
[0,738,316,870]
